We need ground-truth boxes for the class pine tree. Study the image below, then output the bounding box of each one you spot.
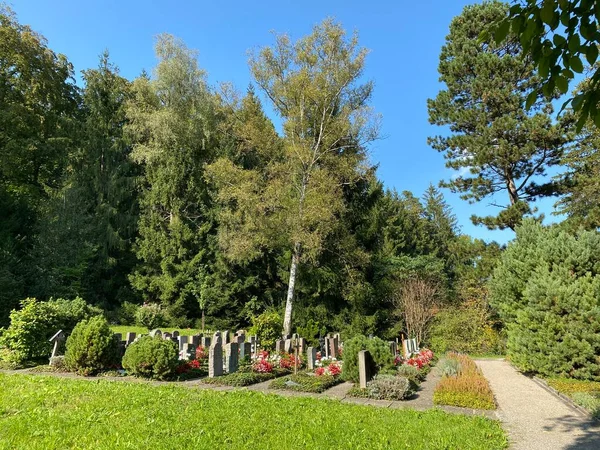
[428,1,565,231]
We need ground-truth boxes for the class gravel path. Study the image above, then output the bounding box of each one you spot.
[476,359,600,450]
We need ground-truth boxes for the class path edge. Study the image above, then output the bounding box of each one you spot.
[530,376,596,420]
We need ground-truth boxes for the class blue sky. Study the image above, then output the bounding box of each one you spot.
[12,0,563,244]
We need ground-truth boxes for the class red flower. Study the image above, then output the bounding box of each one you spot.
[315,367,326,376]
[253,359,273,373]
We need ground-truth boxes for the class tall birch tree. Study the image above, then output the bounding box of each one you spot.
[208,19,378,335]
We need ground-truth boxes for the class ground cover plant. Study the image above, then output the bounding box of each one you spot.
[0,374,508,449]
[270,372,342,393]
[547,378,600,418]
[434,353,496,410]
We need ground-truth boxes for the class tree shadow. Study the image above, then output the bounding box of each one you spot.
[542,414,600,450]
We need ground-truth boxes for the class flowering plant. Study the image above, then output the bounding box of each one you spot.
[195,346,208,361]
[279,352,302,370]
[315,361,341,377]
[253,358,273,373]
[175,359,202,374]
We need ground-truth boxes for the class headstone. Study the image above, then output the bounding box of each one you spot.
[328,336,339,359]
[225,342,239,373]
[358,350,374,389]
[191,335,200,347]
[172,330,180,338]
[275,339,284,353]
[201,336,211,348]
[292,333,299,340]
[388,341,397,356]
[239,342,252,360]
[307,347,317,370]
[163,332,172,340]
[334,332,341,341]
[177,335,188,351]
[298,338,307,355]
[212,331,223,345]
[209,341,223,377]
[149,329,162,338]
[282,334,291,341]
[182,343,196,360]
[324,337,331,358]
[125,332,136,345]
[235,333,245,345]
[250,336,256,353]
[284,338,293,353]
[222,330,230,344]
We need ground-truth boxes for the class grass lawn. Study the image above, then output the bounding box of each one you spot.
[0,374,507,449]
[110,325,206,336]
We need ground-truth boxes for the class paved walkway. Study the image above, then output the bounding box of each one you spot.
[476,359,600,450]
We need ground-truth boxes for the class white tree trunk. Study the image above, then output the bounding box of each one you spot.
[283,243,300,336]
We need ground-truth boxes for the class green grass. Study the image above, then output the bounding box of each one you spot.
[110,325,206,336]
[0,374,507,449]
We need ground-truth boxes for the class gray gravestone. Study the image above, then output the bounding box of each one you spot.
[149,329,162,338]
[239,342,252,360]
[201,336,211,348]
[250,336,256,353]
[307,346,317,370]
[284,338,293,353]
[225,342,239,373]
[191,335,200,347]
[298,337,307,355]
[389,341,397,356]
[178,335,188,351]
[212,331,223,345]
[222,331,230,344]
[182,343,196,360]
[275,339,284,353]
[172,330,180,338]
[163,332,172,340]
[329,336,339,359]
[125,332,136,345]
[358,350,374,389]
[209,341,223,377]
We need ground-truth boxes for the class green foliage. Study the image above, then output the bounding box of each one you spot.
[250,310,283,349]
[491,0,600,128]
[342,335,394,383]
[270,372,341,393]
[64,316,119,375]
[429,1,564,231]
[135,303,167,329]
[545,378,600,418]
[0,374,509,449]
[122,335,178,380]
[438,358,462,378]
[0,298,102,365]
[296,319,326,347]
[429,307,505,356]
[201,372,275,387]
[490,220,600,380]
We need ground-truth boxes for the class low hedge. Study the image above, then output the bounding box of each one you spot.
[270,372,341,393]
[433,353,495,410]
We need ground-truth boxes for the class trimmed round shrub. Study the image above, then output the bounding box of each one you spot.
[64,316,119,375]
[250,310,282,350]
[342,335,394,383]
[366,375,414,400]
[135,303,167,329]
[122,335,178,380]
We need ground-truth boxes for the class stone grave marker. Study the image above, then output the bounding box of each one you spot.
[163,332,172,340]
[48,330,65,365]
[172,330,180,338]
[177,335,188,351]
[358,350,374,389]
[307,347,317,370]
[201,336,211,348]
[222,330,230,344]
[125,332,136,345]
[149,329,162,338]
[388,341,397,357]
[329,336,339,359]
[239,342,252,361]
[209,339,223,377]
[191,335,200,347]
[182,343,196,360]
[284,338,293,353]
[275,339,284,353]
[225,342,239,373]
[298,337,307,355]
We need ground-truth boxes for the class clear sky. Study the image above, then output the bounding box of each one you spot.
[11,0,562,244]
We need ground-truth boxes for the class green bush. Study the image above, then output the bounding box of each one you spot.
[366,375,414,400]
[250,310,282,350]
[64,316,120,375]
[270,372,341,393]
[490,220,600,380]
[114,302,140,325]
[438,358,461,377]
[429,307,505,355]
[296,319,326,347]
[135,303,167,329]
[342,335,394,383]
[202,372,276,387]
[122,335,178,380]
[397,364,421,388]
[0,297,102,365]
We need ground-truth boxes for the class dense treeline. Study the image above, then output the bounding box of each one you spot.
[0,8,501,342]
[2,1,600,374]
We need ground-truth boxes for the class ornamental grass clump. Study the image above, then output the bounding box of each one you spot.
[433,352,495,410]
[366,375,414,400]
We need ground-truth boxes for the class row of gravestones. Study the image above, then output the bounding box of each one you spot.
[386,338,418,358]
